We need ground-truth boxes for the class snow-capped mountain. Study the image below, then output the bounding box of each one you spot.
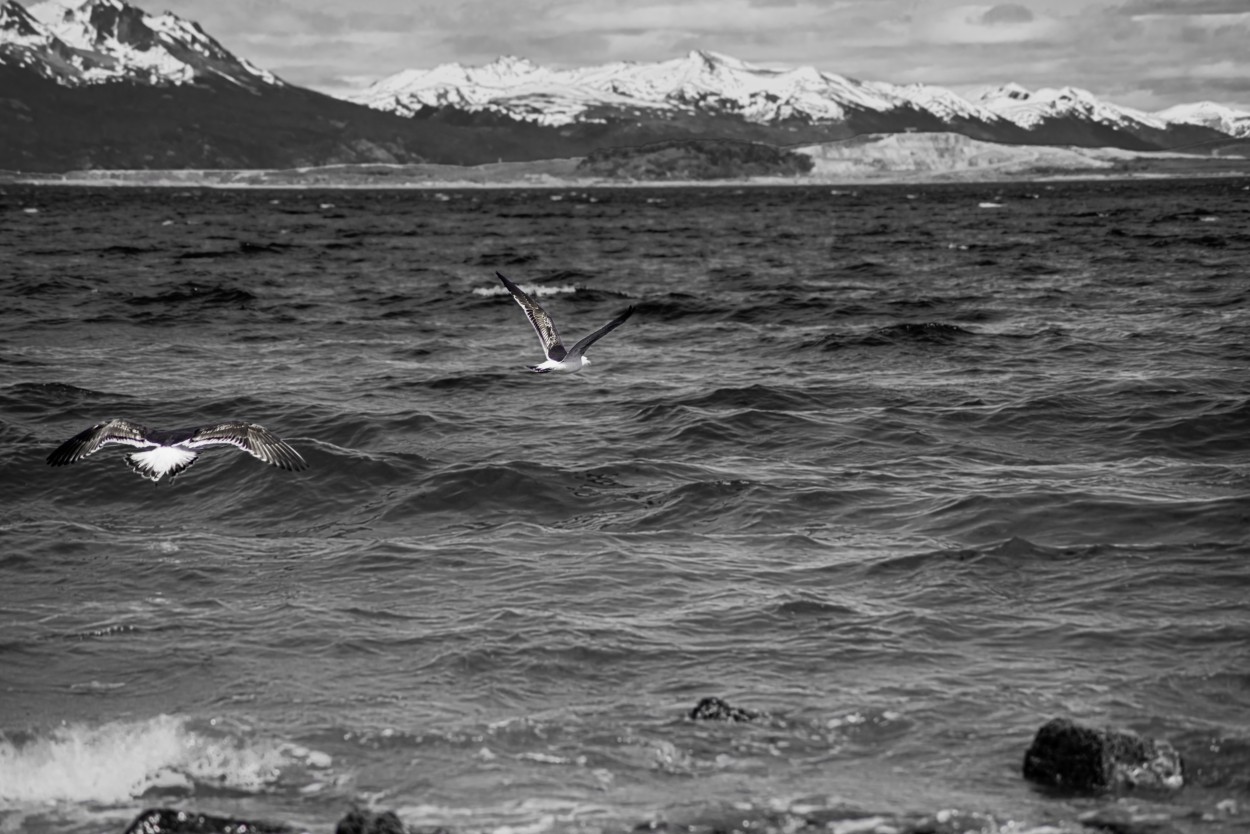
[350,50,1015,129]
[1,1,1245,172]
[1156,101,1250,139]
[0,0,573,172]
[0,0,279,88]
[969,83,1182,135]
[349,50,1238,152]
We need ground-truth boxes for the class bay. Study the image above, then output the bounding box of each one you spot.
[0,179,1247,833]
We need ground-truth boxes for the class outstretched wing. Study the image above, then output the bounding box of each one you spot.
[47,419,154,466]
[184,421,308,471]
[568,306,635,359]
[497,272,567,361]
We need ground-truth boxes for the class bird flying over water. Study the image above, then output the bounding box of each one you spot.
[46,419,308,483]
[496,271,634,373]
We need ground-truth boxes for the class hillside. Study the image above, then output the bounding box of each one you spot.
[3,1,1248,173]
[575,139,814,180]
[0,64,588,171]
[351,50,1239,153]
[12,133,1248,188]
[795,132,1250,181]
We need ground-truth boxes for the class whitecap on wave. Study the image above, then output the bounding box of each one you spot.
[471,284,577,298]
[0,714,331,806]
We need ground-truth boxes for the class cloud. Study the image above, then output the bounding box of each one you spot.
[1117,0,1250,15]
[980,4,1034,25]
[550,0,832,37]
[902,4,1062,45]
[422,0,866,69]
[1118,61,1250,111]
[150,0,1250,111]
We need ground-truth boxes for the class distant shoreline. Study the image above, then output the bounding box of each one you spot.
[10,170,1249,190]
[5,132,1248,189]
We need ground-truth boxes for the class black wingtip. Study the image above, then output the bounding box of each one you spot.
[496,272,523,294]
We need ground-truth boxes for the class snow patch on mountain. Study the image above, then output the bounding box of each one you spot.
[4,1,1246,152]
[971,83,1169,130]
[350,50,1020,128]
[0,1,43,46]
[353,54,676,124]
[1156,101,1250,138]
[2,0,280,87]
[354,50,1226,140]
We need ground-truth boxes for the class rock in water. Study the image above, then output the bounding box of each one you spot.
[688,696,762,722]
[335,808,408,834]
[1022,718,1184,792]
[123,808,293,834]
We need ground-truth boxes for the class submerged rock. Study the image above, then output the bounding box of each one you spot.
[1078,806,1181,834]
[123,808,294,834]
[335,808,408,834]
[688,696,762,722]
[1023,718,1184,793]
[123,807,430,834]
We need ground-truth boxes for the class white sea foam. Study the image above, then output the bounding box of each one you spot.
[0,715,318,806]
[472,284,577,298]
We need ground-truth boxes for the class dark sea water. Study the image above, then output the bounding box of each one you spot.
[0,179,1248,834]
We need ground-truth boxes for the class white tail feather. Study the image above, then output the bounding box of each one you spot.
[125,447,199,482]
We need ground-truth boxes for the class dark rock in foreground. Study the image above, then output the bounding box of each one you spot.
[122,807,455,834]
[118,713,1195,834]
[335,808,412,834]
[123,808,293,834]
[1023,718,1184,793]
[688,695,763,722]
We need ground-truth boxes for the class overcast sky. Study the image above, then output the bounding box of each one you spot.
[151,0,1249,111]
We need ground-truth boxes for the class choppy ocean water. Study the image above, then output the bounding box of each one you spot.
[0,179,1247,834]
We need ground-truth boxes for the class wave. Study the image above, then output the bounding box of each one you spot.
[471,281,576,298]
[1130,397,1250,458]
[937,387,1250,461]
[0,382,115,415]
[724,292,844,324]
[419,371,525,391]
[466,249,542,268]
[376,459,592,524]
[866,536,1110,577]
[125,282,258,308]
[638,383,827,413]
[4,276,101,298]
[0,715,330,806]
[896,482,1250,546]
[631,294,725,321]
[812,322,978,351]
[838,259,901,278]
[173,241,295,260]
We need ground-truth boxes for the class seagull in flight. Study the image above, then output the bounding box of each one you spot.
[46,419,308,483]
[496,271,634,373]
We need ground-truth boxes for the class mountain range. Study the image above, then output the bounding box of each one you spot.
[0,0,588,171]
[0,0,277,89]
[2,0,1248,173]
[350,51,1250,150]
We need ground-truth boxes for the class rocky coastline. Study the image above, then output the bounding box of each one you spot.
[111,699,1239,834]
